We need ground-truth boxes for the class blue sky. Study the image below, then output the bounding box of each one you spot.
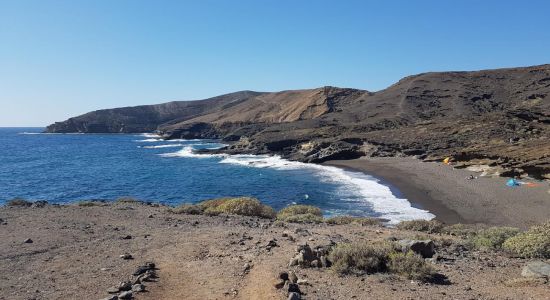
[1,0,549,126]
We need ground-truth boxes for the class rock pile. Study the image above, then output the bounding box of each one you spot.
[288,243,333,268]
[275,270,305,300]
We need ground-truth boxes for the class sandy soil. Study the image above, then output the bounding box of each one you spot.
[1,202,548,300]
[325,157,550,229]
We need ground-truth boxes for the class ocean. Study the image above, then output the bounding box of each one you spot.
[0,127,433,224]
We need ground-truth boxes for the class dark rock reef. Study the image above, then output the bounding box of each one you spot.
[47,64,550,179]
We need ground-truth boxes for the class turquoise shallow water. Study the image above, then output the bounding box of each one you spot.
[0,127,433,223]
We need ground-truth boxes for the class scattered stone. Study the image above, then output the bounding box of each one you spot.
[132,283,145,292]
[23,238,33,244]
[133,262,155,276]
[122,235,132,240]
[278,271,289,281]
[521,261,550,279]
[297,279,308,285]
[288,270,298,283]
[99,296,118,300]
[119,253,133,260]
[288,292,301,300]
[266,239,278,251]
[107,286,120,294]
[398,239,435,258]
[118,291,132,299]
[243,263,251,273]
[148,214,154,218]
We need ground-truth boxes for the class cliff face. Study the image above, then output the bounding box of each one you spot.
[46,64,550,179]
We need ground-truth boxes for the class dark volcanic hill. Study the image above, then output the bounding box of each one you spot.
[46,64,550,179]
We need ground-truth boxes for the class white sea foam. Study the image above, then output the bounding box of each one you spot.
[159,146,227,158]
[141,144,184,149]
[133,138,162,142]
[137,133,162,138]
[159,145,435,224]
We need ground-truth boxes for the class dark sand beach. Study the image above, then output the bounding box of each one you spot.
[325,157,550,229]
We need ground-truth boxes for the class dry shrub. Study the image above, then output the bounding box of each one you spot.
[325,216,382,226]
[328,242,394,275]
[199,197,276,219]
[170,204,203,215]
[387,251,434,280]
[277,205,323,223]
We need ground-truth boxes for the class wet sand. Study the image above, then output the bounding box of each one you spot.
[325,157,550,229]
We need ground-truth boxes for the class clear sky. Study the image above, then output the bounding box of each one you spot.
[1,0,549,126]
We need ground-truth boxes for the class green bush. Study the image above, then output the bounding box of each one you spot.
[328,241,395,275]
[6,198,33,207]
[388,251,434,280]
[198,197,276,219]
[470,226,519,250]
[326,215,381,226]
[396,219,443,233]
[277,205,323,223]
[503,221,550,258]
[170,204,203,215]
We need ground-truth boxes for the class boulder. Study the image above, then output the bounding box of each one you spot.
[23,238,33,244]
[521,261,550,279]
[398,239,435,258]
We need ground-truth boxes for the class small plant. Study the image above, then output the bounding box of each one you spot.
[77,200,105,207]
[277,205,323,223]
[198,197,276,218]
[115,196,141,203]
[326,215,381,226]
[387,251,434,280]
[469,226,519,250]
[396,219,444,233]
[6,198,33,207]
[503,221,550,258]
[170,204,203,215]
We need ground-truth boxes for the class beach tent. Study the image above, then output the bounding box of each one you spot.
[443,157,450,165]
[506,178,520,187]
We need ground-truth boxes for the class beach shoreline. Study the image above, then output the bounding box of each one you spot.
[324,157,550,229]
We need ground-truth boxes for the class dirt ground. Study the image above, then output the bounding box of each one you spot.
[0,202,548,300]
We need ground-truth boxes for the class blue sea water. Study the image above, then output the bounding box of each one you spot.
[0,127,433,223]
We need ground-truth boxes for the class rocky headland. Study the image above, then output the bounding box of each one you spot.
[47,64,550,180]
